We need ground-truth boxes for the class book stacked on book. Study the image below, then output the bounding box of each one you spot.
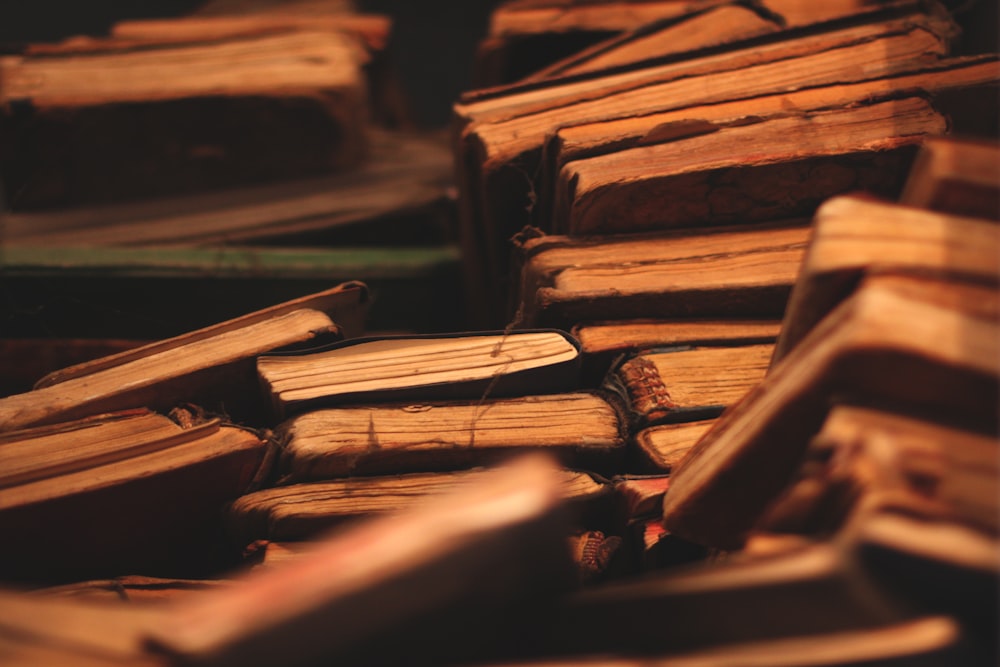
[0,1,997,665]
[0,0,465,355]
[456,0,998,326]
[0,281,368,583]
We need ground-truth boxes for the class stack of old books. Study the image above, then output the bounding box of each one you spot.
[0,1,997,666]
[0,0,463,378]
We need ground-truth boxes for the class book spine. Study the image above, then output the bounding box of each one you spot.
[614,355,676,425]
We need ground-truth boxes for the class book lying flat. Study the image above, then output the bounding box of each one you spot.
[522,3,783,82]
[543,55,998,218]
[472,0,731,86]
[772,194,1000,363]
[554,95,946,236]
[663,274,1000,548]
[248,530,623,585]
[899,135,1000,219]
[0,408,269,583]
[227,467,608,543]
[1,130,455,247]
[515,223,809,328]
[634,419,717,473]
[0,408,218,488]
[0,30,368,209]
[531,541,913,657]
[613,475,672,521]
[146,455,577,667]
[275,391,625,481]
[0,282,367,431]
[607,344,773,427]
[479,616,975,666]
[257,330,582,417]
[109,11,390,52]
[37,281,368,384]
[572,318,781,382]
[853,510,999,634]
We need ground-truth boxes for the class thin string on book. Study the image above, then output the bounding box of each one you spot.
[110,578,130,602]
[468,305,525,448]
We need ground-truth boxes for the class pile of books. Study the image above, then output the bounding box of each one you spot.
[0,1,997,665]
[0,0,463,366]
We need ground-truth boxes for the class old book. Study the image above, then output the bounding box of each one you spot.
[0,31,369,210]
[553,95,945,236]
[567,530,623,583]
[571,318,781,383]
[0,408,269,583]
[663,274,1000,548]
[226,466,609,543]
[772,194,1000,363]
[0,338,142,398]
[145,454,577,667]
[607,344,773,428]
[257,330,582,418]
[456,8,956,319]
[110,11,390,52]
[475,0,919,86]
[522,3,783,82]
[250,531,623,585]
[899,135,1000,218]
[530,541,914,658]
[0,407,217,488]
[472,0,729,86]
[613,475,672,520]
[480,616,978,666]
[114,0,405,129]
[853,510,999,638]
[759,404,1000,536]
[626,517,710,572]
[1,130,455,247]
[0,588,169,666]
[275,391,625,481]
[542,55,998,218]
[634,419,717,473]
[0,282,367,431]
[36,576,230,604]
[516,223,809,328]
[35,281,366,376]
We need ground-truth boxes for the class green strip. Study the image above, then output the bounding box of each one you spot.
[0,245,461,280]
